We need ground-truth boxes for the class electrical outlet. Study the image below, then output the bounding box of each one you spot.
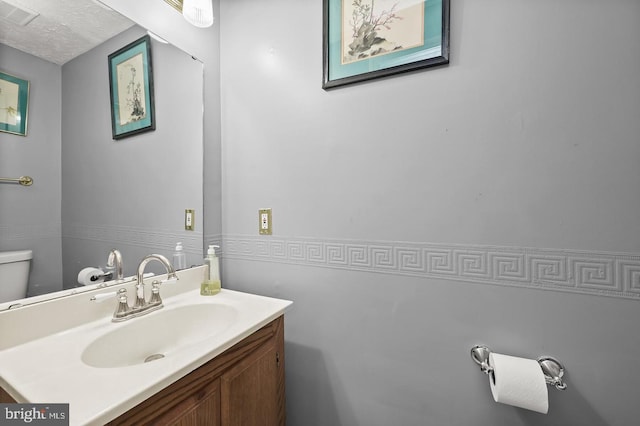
[259,208,272,235]
[185,209,195,231]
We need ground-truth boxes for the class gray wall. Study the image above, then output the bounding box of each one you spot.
[61,26,204,286]
[91,0,640,424]
[218,0,640,425]
[0,44,62,296]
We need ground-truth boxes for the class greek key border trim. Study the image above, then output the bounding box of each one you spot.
[223,235,640,300]
[62,224,203,255]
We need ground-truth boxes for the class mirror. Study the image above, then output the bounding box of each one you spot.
[0,0,204,306]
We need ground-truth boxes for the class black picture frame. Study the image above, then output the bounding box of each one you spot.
[323,0,450,89]
[108,35,155,140]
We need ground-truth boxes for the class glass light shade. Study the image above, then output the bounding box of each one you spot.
[182,0,214,28]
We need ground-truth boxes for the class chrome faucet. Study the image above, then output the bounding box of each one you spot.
[137,254,178,288]
[92,254,179,322]
[90,249,124,286]
[132,254,179,315]
[106,249,124,282]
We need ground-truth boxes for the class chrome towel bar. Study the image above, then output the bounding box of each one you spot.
[0,176,33,186]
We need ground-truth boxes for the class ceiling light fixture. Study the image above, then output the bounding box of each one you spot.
[182,0,214,28]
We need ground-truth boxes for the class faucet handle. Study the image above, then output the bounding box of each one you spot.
[113,288,131,321]
[148,280,163,307]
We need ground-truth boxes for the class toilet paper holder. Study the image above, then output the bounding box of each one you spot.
[471,345,567,391]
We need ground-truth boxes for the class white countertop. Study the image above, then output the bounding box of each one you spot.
[0,279,292,425]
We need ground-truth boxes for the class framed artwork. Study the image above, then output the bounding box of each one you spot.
[323,0,450,89]
[108,35,155,140]
[0,71,29,136]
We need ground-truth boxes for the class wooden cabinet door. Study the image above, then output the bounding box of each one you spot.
[220,317,285,426]
[0,388,16,403]
[155,378,221,426]
[108,377,221,426]
[220,344,281,426]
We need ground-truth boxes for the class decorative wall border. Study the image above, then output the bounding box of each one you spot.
[204,233,223,250]
[62,223,203,255]
[0,223,61,241]
[223,234,640,301]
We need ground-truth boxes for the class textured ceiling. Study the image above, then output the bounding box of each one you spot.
[0,0,135,65]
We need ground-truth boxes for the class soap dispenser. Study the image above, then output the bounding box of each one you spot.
[172,242,187,270]
[201,245,221,295]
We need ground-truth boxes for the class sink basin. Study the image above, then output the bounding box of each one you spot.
[82,304,238,368]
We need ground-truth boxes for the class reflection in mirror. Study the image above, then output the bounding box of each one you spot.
[0,0,204,308]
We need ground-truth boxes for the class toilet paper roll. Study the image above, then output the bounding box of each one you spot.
[77,267,105,286]
[489,352,549,414]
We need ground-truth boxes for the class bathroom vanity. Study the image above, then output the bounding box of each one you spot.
[0,266,291,425]
[108,316,285,425]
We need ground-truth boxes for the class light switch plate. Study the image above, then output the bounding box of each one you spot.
[259,208,272,235]
[185,209,195,231]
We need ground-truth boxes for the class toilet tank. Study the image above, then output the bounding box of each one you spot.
[0,250,33,303]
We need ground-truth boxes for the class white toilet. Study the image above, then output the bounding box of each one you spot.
[0,250,33,303]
